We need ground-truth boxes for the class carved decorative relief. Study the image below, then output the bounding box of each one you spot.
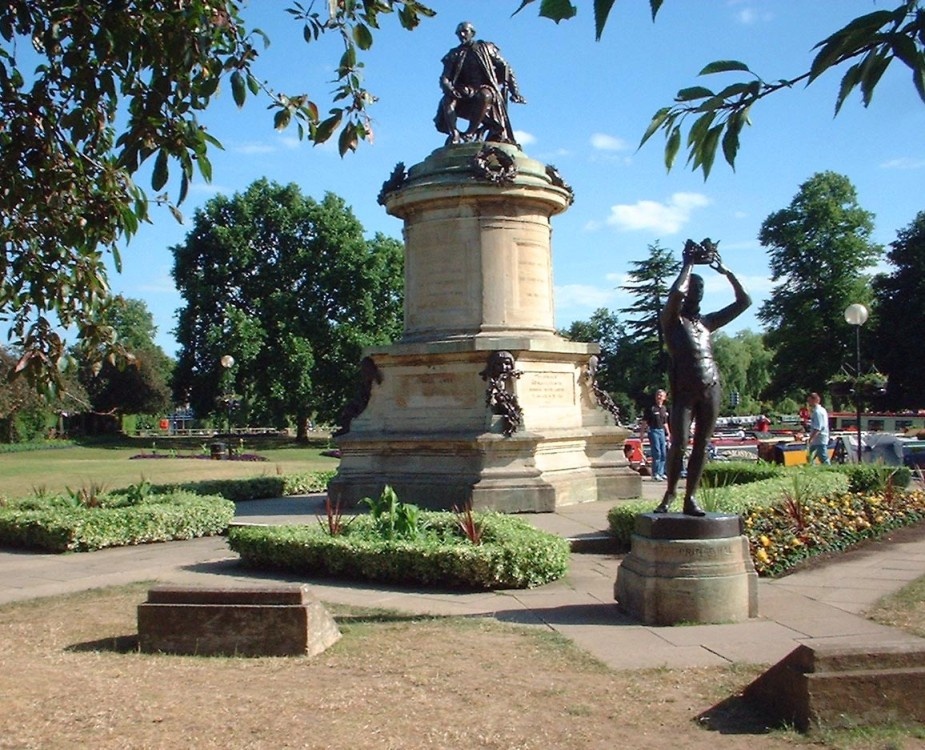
[479,350,523,437]
[586,355,622,426]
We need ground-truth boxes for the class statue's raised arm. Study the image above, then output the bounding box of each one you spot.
[434,21,526,147]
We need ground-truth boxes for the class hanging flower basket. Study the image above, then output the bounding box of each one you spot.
[826,378,853,397]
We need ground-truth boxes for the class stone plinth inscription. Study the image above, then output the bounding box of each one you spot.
[520,371,575,406]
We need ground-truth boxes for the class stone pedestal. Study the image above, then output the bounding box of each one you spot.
[328,144,640,511]
[137,585,341,657]
[615,513,758,626]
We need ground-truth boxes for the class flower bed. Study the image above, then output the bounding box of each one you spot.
[745,485,925,576]
[607,465,923,577]
[228,511,570,590]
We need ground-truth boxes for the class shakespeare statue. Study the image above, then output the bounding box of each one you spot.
[434,21,525,146]
[654,239,751,516]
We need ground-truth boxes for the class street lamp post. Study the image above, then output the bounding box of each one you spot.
[844,304,869,463]
[220,354,235,435]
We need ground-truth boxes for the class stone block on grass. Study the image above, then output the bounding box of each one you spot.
[138,584,341,657]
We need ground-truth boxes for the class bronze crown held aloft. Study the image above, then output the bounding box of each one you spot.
[682,238,721,268]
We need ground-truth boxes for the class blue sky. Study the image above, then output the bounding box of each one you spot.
[112,1,925,356]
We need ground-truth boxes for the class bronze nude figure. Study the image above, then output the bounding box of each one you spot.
[434,21,525,146]
[654,239,751,516]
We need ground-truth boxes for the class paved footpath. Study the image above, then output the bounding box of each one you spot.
[2,481,924,670]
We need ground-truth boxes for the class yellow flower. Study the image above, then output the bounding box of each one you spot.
[756,549,770,563]
[759,535,771,547]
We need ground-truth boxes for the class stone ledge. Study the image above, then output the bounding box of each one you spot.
[137,585,341,658]
[743,642,925,731]
[635,512,744,540]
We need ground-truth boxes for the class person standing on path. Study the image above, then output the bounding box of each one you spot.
[807,392,831,464]
[644,389,670,480]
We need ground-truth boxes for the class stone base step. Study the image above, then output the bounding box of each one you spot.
[743,642,925,731]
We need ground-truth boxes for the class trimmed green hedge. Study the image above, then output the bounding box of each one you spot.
[608,468,851,549]
[0,492,235,552]
[228,512,570,590]
[146,471,335,502]
[701,460,783,487]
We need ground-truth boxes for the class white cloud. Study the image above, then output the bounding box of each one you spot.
[233,141,276,155]
[730,1,772,25]
[138,273,179,295]
[590,133,629,152]
[514,130,537,146]
[605,192,711,234]
[880,157,925,170]
[554,283,619,310]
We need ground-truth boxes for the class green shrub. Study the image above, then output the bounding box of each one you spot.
[228,511,570,590]
[607,468,849,549]
[823,464,912,493]
[142,471,335,502]
[0,492,235,552]
[701,460,782,487]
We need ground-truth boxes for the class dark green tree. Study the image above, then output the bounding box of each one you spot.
[871,211,925,409]
[560,308,621,386]
[619,241,680,349]
[711,330,773,415]
[171,179,403,439]
[76,297,173,431]
[560,308,637,421]
[757,172,881,401]
[6,0,922,390]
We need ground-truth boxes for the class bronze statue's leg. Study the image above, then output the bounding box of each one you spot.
[682,386,720,517]
[461,89,493,138]
[653,493,674,513]
[664,401,691,495]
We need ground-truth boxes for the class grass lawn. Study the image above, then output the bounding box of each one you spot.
[0,438,340,499]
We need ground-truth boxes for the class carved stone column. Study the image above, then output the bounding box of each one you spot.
[328,144,641,511]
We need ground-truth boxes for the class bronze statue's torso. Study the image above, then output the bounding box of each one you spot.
[666,314,719,392]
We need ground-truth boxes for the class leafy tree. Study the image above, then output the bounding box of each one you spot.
[76,297,173,429]
[871,211,925,409]
[0,346,88,442]
[560,308,637,422]
[756,172,881,401]
[0,0,430,388]
[618,241,680,351]
[560,307,622,385]
[711,330,773,415]
[171,179,403,439]
[517,1,925,177]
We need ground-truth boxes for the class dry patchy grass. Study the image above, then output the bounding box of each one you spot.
[3,585,925,749]
[867,574,925,639]
[0,585,804,750]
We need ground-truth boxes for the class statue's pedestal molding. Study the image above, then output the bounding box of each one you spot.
[615,513,759,625]
[329,145,641,511]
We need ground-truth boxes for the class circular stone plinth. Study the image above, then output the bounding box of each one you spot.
[634,512,744,540]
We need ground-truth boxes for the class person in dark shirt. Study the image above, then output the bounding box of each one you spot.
[644,389,670,480]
